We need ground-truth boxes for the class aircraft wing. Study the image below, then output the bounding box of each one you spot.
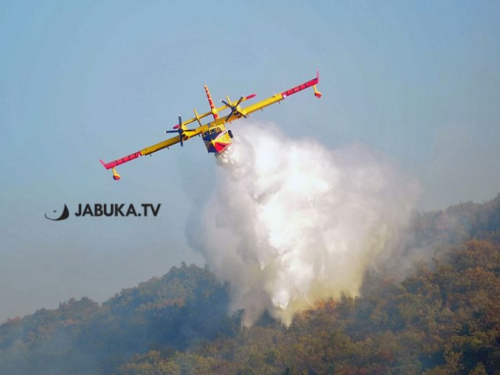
[100,129,201,172]
[225,71,321,122]
[141,134,186,156]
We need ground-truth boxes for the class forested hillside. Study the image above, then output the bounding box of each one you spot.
[2,195,500,374]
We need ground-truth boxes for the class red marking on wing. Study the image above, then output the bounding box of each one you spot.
[100,151,142,170]
[280,71,320,98]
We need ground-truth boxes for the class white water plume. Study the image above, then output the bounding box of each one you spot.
[192,123,419,327]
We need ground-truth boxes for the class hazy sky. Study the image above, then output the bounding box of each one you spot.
[1,0,499,322]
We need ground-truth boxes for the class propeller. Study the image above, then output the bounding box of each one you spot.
[165,115,195,147]
[221,96,247,122]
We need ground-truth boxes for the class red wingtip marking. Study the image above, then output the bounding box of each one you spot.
[245,93,256,100]
[173,125,180,129]
[100,159,112,170]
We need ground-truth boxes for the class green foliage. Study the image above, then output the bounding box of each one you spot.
[116,238,500,374]
[1,195,500,373]
[411,194,500,247]
[0,264,231,374]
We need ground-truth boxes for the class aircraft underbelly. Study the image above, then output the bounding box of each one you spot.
[204,131,232,153]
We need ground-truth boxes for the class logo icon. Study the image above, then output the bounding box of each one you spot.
[45,204,70,221]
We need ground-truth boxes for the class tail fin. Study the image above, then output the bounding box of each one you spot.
[204,85,219,120]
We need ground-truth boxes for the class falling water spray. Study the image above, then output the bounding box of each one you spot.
[190,123,419,326]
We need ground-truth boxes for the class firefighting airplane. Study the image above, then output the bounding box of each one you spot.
[100,72,321,180]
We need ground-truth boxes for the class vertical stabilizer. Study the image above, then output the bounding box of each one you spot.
[204,85,219,120]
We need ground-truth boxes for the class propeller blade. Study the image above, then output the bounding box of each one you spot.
[223,95,246,122]
[236,96,248,118]
[225,109,235,122]
[235,96,244,106]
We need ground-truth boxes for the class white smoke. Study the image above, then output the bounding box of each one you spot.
[192,122,419,327]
